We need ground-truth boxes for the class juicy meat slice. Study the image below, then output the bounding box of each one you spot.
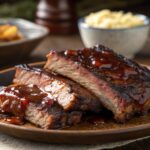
[45,44,150,122]
[13,65,101,112]
[0,85,82,129]
[26,103,82,129]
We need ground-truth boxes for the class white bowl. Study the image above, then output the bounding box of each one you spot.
[78,14,150,58]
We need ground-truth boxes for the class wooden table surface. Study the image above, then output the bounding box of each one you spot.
[33,34,150,65]
[1,34,150,68]
[1,34,150,149]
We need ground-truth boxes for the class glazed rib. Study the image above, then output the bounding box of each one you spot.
[0,85,82,129]
[13,65,101,112]
[45,45,150,122]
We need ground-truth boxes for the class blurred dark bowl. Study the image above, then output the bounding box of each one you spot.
[0,18,49,64]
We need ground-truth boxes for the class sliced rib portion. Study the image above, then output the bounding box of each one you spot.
[0,85,82,129]
[13,65,101,112]
[45,45,150,122]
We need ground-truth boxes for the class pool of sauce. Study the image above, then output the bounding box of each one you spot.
[63,45,150,104]
[66,112,150,131]
[1,111,150,130]
[0,84,54,125]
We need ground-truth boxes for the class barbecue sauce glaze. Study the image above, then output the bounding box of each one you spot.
[0,84,54,125]
[63,45,150,104]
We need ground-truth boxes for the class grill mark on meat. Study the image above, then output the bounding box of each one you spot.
[45,44,150,122]
[13,65,101,112]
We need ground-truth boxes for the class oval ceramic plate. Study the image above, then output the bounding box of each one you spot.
[1,62,150,144]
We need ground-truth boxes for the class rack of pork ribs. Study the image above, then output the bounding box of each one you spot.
[0,44,150,129]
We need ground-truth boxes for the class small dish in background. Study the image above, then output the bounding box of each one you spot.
[78,12,150,58]
[0,18,49,64]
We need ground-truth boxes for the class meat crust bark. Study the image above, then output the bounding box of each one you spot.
[13,65,101,112]
[45,45,150,122]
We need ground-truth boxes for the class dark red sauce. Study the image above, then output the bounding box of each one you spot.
[87,116,105,125]
[5,117,24,125]
[63,45,150,104]
[0,84,54,120]
[0,113,24,125]
[64,45,139,81]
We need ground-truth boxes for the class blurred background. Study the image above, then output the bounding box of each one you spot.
[0,0,149,20]
[0,0,149,68]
